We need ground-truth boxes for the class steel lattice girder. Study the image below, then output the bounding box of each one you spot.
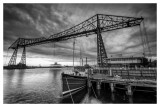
[97,15,108,67]
[8,14,143,49]
[8,48,18,66]
[19,47,26,65]
[9,37,47,49]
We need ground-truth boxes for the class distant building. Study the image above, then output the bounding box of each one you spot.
[148,60,157,67]
[106,57,148,68]
[50,62,62,68]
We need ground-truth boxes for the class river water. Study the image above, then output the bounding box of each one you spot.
[3,68,156,104]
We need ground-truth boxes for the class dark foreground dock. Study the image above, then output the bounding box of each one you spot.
[88,67,156,96]
[61,67,156,103]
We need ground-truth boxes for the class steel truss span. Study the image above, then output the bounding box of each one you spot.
[9,14,143,49]
[7,14,143,67]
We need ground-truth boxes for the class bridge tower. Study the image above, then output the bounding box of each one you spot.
[7,14,143,69]
[18,46,26,67]
[96,15,108,67]
[8,46,26,67]
[8,48,18,66]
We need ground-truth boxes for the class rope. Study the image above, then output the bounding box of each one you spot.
[139,25,145,56]
[73,38,75,71]
[141,25,148,53]
[65,77,74,104]
[142,20,151,56]
[91,83,97,98]
[53,43,55,56]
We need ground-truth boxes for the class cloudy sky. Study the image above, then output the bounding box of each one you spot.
[3,4,157,66]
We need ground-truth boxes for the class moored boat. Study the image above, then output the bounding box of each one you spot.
[61,38,88,99]
[62,73,87,97]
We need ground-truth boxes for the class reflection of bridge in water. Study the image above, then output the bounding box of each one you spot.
[6,14,144,69]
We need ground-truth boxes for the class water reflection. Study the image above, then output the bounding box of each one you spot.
[4,68,63,103]
[111,92,115,102]
[3,70,15,97]
[16,69,25,89]
[49,68,62,99]
[97,89,101,98]
[4,70,15,87]
[128,95,133,103]
[3,68,156,104]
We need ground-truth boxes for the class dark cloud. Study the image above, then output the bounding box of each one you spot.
[3,4,157,65]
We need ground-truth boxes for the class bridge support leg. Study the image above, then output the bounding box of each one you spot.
[96,15,108,69]
[8,48,18,66]
[19,46,26,67]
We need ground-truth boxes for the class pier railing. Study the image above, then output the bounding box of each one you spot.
[90,67,157,80]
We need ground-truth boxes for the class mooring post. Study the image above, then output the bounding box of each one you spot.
[96,81,101,97]
[110,83,115,92]
[96,81,101,90]
[88,86,91,96]
[109,68,112,76]
[88,79,91,88]
[126,85,132,96]
[87,68,92,88]
[97,89,101,97]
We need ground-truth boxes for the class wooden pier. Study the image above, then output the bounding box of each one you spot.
[87,67,157,96]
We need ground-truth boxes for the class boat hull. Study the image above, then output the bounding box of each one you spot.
[62,73,87,97]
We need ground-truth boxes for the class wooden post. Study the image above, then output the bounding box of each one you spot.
[110,83,115,92]
[88,80,91,88]
[140,70,143,79]
[97,89,101,97]
[127,70,130,79]
[96,81,101,90]
[87,69,91,88]
[109,68,112,76]
[126,85,132,96]
[121,70,122,76]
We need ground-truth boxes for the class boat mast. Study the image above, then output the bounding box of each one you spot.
[80,46,82,66]
[52,42,56,64]
[73,39,75,69]
[86,57,87,65]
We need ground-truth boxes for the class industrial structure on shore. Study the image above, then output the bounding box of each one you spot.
[6,14,147,68]
[5,14,156,103]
